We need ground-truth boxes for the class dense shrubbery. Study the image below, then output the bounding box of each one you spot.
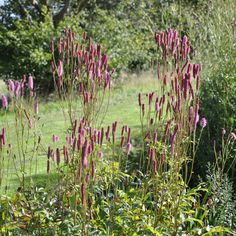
[0,0,215,90]
[198,60,236,176]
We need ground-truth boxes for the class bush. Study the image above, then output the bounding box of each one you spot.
[197,51,236,180]
[205,164,236,229]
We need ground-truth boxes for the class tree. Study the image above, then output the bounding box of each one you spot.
[0,0,85,92]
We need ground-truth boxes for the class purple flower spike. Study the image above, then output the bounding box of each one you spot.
[52,134,59,143]
[8,80,15,93]
[81,183,85,205]
[171,124,179,157]
[1,128,6,145]
[28,76,34,90]
[1,95,8,109]
[56,148,60,166]
[28,118,33,129]
[126,142,132,155]
[200,117,207,128]
[14,82,21,97]
[57,60,64,77]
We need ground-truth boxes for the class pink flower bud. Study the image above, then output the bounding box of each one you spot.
[127,127,131,143]
[106,126,110,141]
[28,119,33,129]
[142,104,145,116]
[101,54,108,67]
[56,148,60,166]
[82,139,88,168]
[189,106,194,122]
[112,121,118,134]
[120,136,125,147]
[161,152,165,164]
[138,93,142,106]
[52,134,59,143]
[1,128,6,145]
[153,132,157,144]
[194,101,199,129]
[14,82,21,97]
[63,145,69,164]
[57,60,64,77]
[0,135,3,148]
[72,138,77,151]
[98,151,104,159]
[47,146,51,159]
[126,142,132,155]
[28,76,34,90]
[77,135,83,150]
[97,44,101,58]
[121,125,126,136]
[81,183,85,205]
[8,80,15,93]
[196,75,200,91]
[152,159,157,174]
[200,117,207,128]
[150,148,155,161]
[1,95,8,109]
[155,101,160,113]
[51,61,56,73]
[86,173,90,183]
[100,127,104,145]
[171,124,179,157]
[157,64,161,80]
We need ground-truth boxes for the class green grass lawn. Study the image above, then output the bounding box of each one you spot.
[0,72,159,194]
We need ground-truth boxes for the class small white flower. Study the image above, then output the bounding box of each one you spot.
[206,225,211,231]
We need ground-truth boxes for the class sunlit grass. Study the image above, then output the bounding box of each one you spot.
[0,71,158,194]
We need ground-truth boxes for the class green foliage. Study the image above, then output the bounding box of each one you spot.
[0,11,85,92]
[81,7,155,72]
[0,0,236,234]
[197,48,236,174]
[205,164,236,229]
[0,17,52,90]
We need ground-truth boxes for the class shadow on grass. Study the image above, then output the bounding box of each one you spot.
[9,172,59,193]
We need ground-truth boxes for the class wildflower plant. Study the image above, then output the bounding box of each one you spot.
[138,29,203,183]
[0,75,42,192]
[0,28,235,236]
[51,29,113,127]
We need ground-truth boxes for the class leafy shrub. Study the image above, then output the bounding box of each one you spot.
[205,164,236,229]
[197,54,236,179]
[0,11,84,93]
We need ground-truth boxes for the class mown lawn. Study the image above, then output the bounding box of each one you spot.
[0,72,158,194]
